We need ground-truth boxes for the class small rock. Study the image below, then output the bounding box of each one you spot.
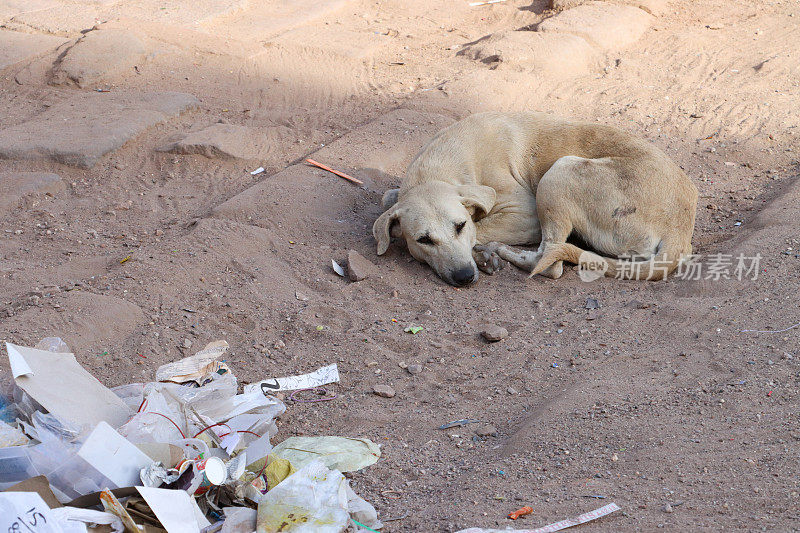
[273,339,286,350]
[295,290,309,301]
[585,297,600,309]
[480,324,508,342]
[407,364,423,375]
[182,338,192,349]
[611,453,619,462]
[507,386,517,395]
[663,503,673,513]
[475,424,498,437]
[398,361,408,369]
[373,384,396,398]
[347,250,375,281]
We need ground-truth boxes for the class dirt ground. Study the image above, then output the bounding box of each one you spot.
[1,0,799,530]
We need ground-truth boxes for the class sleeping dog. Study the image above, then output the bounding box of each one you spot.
[373,112,698,286]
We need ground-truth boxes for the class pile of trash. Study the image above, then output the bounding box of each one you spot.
[0,339,382,533]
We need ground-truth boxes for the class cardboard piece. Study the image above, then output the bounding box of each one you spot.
[100,489,142,533]
[135,443,185,468]
[5,343,132,429]
[77,422,153,488]
[136,487,209,533]
[4,475,61,509]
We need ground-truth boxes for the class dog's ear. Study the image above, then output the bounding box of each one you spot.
[457,185,496,217]
[373,204,403,255]
[381,188,401,209]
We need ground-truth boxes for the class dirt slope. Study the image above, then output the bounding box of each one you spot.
[1,0,799,530]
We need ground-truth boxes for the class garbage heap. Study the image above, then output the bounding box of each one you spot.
[0,339,382,533]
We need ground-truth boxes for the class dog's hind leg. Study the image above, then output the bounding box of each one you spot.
[528,156,598,279]
[474,210,541,245]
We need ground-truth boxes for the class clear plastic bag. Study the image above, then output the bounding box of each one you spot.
[111,383,145,412]
[118,373,284,457]
[34,337,71,353]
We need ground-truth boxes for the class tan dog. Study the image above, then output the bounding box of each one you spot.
[373,112,698,286]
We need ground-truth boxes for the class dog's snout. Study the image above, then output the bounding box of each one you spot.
[451,266,477,286]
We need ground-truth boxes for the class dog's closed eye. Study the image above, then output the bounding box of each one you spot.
[455,221,467,235]
[416,234,435,245]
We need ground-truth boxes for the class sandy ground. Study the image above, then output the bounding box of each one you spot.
[1,0,799,530]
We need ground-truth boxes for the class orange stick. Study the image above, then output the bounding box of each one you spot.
[305,158,363,185]
[508,506,533,520]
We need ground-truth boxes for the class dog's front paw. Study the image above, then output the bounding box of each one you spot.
[473,243,507,275]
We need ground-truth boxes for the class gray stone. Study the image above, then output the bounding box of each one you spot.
[347,250,375,282]
[0,91,198,168]
[0,29,67,71]
[53,29,147,87]
[538,2,653,50]
[480,324,509,342]
[159,123,269,159]
[373,384,396,398]
[407,364,423,375]
[0,172,64,214]
[475,424,498,437]
[585,297,600,309]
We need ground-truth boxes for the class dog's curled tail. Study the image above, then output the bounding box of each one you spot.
[528,239,689,281]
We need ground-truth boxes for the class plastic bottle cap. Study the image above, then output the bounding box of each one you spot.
[204,457,227,485]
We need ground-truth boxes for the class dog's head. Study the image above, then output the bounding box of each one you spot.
[373,182,496,286]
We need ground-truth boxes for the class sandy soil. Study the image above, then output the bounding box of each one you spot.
[1,0,799,530]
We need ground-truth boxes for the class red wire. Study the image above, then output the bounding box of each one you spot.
[141,411,186,438]
[134,401,262,442]
[193,422,231,439]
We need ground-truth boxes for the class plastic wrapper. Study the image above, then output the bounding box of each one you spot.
[111,383,146,412]
[221,507,257,533]
[52,506,125,533]
[34,337,71,353]
[118,373,284,457]
[0,420,29,447]
[270,436,380,473]
[20,411,82,445]
[345,482,382,531]
[256,460,350,533]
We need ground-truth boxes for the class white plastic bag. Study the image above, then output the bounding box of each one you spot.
[256,460,349,533]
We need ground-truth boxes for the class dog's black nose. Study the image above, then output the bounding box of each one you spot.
[451,267,477,286]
